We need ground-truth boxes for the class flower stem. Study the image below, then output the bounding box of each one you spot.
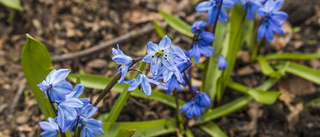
[212,0,223,34]
[174,90,184,134]
[184,71,193,93]
[93,73,121,106]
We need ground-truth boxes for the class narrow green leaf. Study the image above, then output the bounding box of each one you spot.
[193,76,281,125]
[159,10,193,37]
[228,81,281,105]
[275,61,320,85]
[68,73,185,108]
[99,119,176,137]
[152,20,165,37]
[305,98,320,108]
[202,21,230,104]
[114,129,136,137]
[21,34,54,119]
[220,3,245,101]
[185,128,194,137]
[257,56,284,78]
[0,0,23,11]
[199,122,227,137]
[265,53,320,60]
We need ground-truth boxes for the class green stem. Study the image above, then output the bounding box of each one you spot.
[174,90,184,133]
[93,73,121,106]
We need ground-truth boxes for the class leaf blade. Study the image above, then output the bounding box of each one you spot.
[159,10,193,37]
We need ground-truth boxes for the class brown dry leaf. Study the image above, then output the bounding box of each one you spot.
[270,20,293,52]
[237,51,250,63]
[128,10,162,24]
[237,66,255,76]
[278,81,304,131]
[310,59,320,70]
[248,102,263,137]
[158,1,179,14]
[288,77,316,96]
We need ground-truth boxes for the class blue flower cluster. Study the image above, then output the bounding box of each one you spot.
[187,21,216,64]
[180,90,211,118]
[37,69,104,137]
[256,0,288,42]
[113,35,192,96]
[195,0,288,42]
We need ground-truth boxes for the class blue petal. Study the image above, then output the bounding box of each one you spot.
[180,101,192,113]
[218,55,227,70]
[112,55,133,65]
[47,69,71,85]
[265,26,274,42]
[37,80,49,92]
[218,8,228,23]
[257,22,267,41]
[195,1,213,13]
[146,42,158,54]
[272,0,284,11]
[159,35,171,49]
[222,0,235,9]
[207,6,219,25]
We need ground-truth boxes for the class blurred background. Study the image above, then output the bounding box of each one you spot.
[0,0,320,136]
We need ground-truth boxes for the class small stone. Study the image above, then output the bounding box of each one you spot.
[16,115,29,124]
[87,59,107,69]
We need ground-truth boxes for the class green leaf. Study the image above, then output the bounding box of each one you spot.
[305,98,320,108]
[159,10,193,37]
[257,56,284,78]
[199,122,227,137]
[227,81,281,105]
[202,21,230,104]
[114,129,136,137]
[99,119,176,137]
[219,4,245,102]
[21,34,54,119]
[152,20,166,38]
[0,0,23,11]
[265,53,320,60]
[275,61,320,85]
[68,73,186,109]
[193,77,281,125]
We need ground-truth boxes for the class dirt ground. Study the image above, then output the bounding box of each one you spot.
[0,0,320,137]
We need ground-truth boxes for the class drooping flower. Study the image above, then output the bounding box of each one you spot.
[195,0,235,25]
[66,103,104,137]
[39,117,59,137]
[142,35,177,75]
[218,55,227,70]
[165,75,186,95]
[188,43,215,64]
[256,0,288,42]
[180,100,204,118]
[123,73,167,96]
[238,0,263,20]
[112,44,134,83]
[188,21,216,64]
[37,69,73,101]
[55,86,84,132]
[171,45,192,72]
[195,91,211,107]
[80,118,104,137]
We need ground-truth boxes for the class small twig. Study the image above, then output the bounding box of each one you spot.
[51,23,164,62]
[93,73,121,106]
[9,78,26,114]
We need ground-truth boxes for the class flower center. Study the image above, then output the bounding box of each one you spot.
[155,50,164,57]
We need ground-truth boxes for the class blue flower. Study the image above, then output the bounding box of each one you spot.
[112,44,134,83]
[165,74,186,95]
[180,100,204,118]
[239,0,263,20]
[218,55,227,70]
[195,91,211,107]
[55,95,84,132]
[39,117,59,137]
[37,69,73,101]
[191,20,207,33]
[142,35,176,75]
[123,73,167,96]
[256,0,288,42]
[80,118,104,137]
[66,103,104,137]
[188,43,215,64]
[171,45,192,72]
[195,0,235,25]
